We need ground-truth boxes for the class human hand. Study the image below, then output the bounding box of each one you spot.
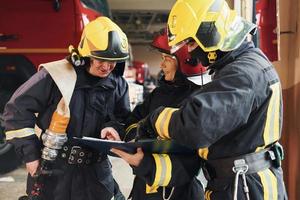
[26,160,40,177]
[110,147,144,167]
[101,127,121,141]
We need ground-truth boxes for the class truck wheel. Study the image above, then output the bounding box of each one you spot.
[0,55,35,174]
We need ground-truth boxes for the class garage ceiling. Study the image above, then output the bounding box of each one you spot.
[107,0,176,44]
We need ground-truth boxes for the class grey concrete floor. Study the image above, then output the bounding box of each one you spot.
[0,157,134,200]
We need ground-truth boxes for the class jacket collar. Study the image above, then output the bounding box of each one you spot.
[75,67,116,89]
[208,41,255,74]
[158,70,191,88]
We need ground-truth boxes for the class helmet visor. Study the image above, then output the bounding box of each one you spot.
[220,17,257,51]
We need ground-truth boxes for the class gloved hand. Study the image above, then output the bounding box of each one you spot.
[135,116,156,141]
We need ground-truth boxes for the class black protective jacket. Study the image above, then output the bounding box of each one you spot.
[124,72,204,200]
[3,60,130,200]
[144,42,287,199]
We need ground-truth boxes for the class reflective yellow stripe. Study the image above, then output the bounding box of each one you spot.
[145,184,158,194]
[198,147,209,160]
[205,190,213,200]
[256,82,281,151]
[258,169,278,200]
[155,108,178,139]
[5,128,35,140]
[151,154,172,187]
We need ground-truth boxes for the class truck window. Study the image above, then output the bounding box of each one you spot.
[81,0,110,17]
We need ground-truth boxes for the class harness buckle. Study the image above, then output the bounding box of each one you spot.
[68,146,82,164]
[232,159,248,174]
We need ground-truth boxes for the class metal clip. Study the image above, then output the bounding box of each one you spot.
[232,159,250,200]
[232,159,248,174]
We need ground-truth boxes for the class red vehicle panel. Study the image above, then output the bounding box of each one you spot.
[0,0,109,174]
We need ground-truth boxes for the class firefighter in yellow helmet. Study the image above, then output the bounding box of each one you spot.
[3,17,130,200]
[137,0,287,199]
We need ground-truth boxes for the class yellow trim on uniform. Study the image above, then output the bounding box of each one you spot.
[0,48,68,54]
[205,190,213,200]
[256,82,281,152]
[257,169,278,200]
[125,123,138,133]
[5,128,35,140]
[198,147,209,160]
[273,83,281,142]
[123,123,138,141]
[151,154,172,187]
[154,108,179,139]
[145,184,158,194]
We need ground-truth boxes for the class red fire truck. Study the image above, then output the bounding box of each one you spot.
[0,0,109,173]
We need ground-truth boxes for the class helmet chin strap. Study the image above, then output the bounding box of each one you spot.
[190,46,228,67]
[190,46,210,66]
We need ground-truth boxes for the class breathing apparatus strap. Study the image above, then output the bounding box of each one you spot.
[39,59,77,118]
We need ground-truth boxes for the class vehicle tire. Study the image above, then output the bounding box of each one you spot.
[0,112,22,174]
[0,55,36,174]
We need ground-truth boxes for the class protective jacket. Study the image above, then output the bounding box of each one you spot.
[143,41,287,199]
[3,59,130,200]
[125,72,204,200]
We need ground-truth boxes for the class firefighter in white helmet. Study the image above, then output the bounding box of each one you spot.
[3,17,130,200]
[136,0,287,199]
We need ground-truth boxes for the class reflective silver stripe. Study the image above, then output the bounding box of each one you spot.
[152,154,172,187]
[269,85,278,143]
[158,155,167,186]
[256,82,281,152]
[258,169,278,200]
[155,108,178,139]
[5,128,35,140]
[158,108,172,137]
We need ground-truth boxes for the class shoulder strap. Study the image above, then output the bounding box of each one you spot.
[39,59,77,117]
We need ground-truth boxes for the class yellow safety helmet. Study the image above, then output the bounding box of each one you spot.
[78,16,129,62]
[167,0,257,53]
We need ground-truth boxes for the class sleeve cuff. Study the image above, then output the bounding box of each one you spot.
[22,143,41,163]
[132,155,154,177]
[9,135,41,163]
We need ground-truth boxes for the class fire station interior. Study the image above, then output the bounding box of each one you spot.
[0,0,300,199]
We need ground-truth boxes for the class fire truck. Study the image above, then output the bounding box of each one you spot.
[0,0,109,173]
